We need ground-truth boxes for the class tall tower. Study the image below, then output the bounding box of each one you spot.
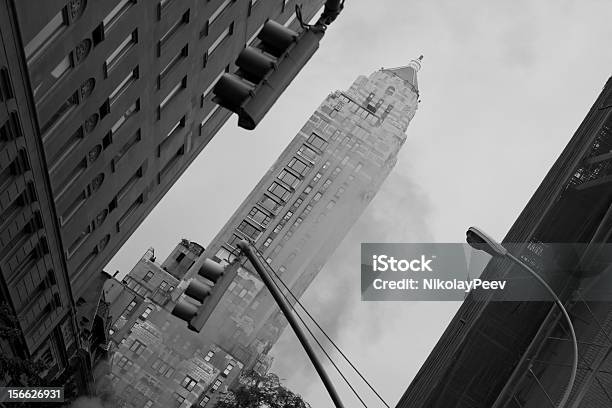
[181,59,423,369]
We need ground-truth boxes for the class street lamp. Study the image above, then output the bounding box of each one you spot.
[465,226,578,408]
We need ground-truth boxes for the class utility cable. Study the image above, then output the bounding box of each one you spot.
[251,249,370,408]
[253,249,391,408]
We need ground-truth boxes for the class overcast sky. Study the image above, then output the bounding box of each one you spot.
[105,0,612,406]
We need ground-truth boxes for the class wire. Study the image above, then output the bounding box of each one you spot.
[252,250,369,408]
[250,248,390,408]
[268,264,391,408]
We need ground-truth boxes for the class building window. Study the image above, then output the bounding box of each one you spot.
[129,339,146,355]
[117,193,144,230]
[297,145,317,162]
[223,363,234,376]
[307,133,328,150]
[200,105,220,130]
[24,9,66,62]
[159,77,187,113]
[109,99,139,137]
[109,67,138,106]
[303,205,313,216]
[267,182,291,201]
[248,207,271,226]
[103,0,135,32]
[247,21,265,45]
[277,169,300,188]
[159,0,176,14]
[200,396,210,406]
[292,197,303,209]
[207,23,233,57]
[313,192,322,202]
[117,356,133,369]
[159,45,188,86]
[173,393,185,405]
[125,300,137,314]
[215,247,235,265]
[321,179,332,190]
[181,375,198,392]
[355,162,363,172]
[158,145,185,182]
[287,157,310,176]
[160,116,186,155]
[312,172,322,184]
[284,11,297,27]
[105,31,137,75]
[60,190,87,225]
[208,0,233,27]
[116,166,142,203]
[204,350,214,362]
[160,11,190,52]
[263,237,273,247]
[212,379,222,391]
[141,307,152,319]
[258,195,281,212]
[50,54,72,82]
[67,225,91,258]
[227,234,242,248]
[237,220,262,241]
[283,211,293,221]
[41,92,78,135]
[201,68,227,105]
[113,130,141,168]
[143,271,154,282]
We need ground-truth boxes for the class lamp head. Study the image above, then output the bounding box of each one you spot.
[466,226,508,258]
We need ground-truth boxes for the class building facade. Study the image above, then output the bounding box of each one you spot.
[0,0,325,396]
[177,60,422,372]
[396,78,612,407]
[101,242,243,408]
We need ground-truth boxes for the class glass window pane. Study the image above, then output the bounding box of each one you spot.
[25,11,65,60]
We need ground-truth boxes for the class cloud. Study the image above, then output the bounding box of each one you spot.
[270,151,434,406]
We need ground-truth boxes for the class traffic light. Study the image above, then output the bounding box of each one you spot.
[212,20,325,130]
[171,259,239,332]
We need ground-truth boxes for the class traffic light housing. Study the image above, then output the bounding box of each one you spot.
[171,259,239,332]
[212,20,325,130]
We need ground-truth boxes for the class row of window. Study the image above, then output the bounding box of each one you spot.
[152,357,176,377]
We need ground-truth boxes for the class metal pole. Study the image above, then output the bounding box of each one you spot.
[506,252,578,408]
[237,240,345,408]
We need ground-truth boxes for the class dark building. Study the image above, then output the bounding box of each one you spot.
[397,77,612,407]
[0,0,326,397]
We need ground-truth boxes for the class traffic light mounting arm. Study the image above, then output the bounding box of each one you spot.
[211,0,344,130]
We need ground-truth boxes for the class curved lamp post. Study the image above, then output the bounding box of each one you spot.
[465,226,578,408]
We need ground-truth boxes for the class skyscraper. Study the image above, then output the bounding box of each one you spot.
[178,59,423,371]
[99,241,243,408]
[0,0,326,396]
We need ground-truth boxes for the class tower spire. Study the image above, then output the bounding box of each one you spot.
[383,55,423,95]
